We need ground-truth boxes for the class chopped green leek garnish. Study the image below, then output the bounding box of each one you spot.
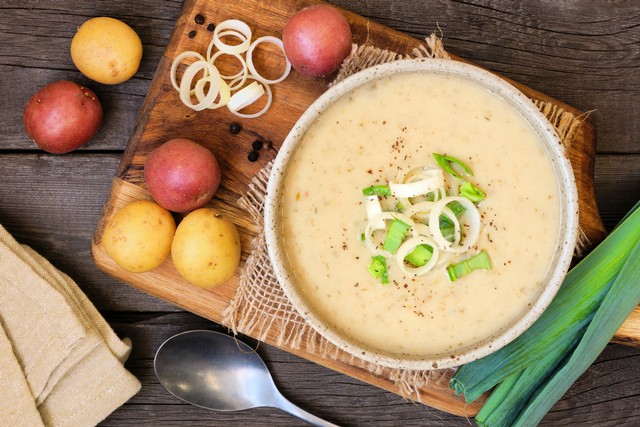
[368,255,389,284]
[433,153,473,179]
[396,201,405,213]
[448,200,466,216]
[460,181,486,203]
[382,218,411,254]
[440,201,467,242]
[446,250,492,281]
[441,226,455,242]
[362,185,391,197]
[439,214,455,229]
[405,244,433,267]
[359,233,365,241]
[439,215,456,242]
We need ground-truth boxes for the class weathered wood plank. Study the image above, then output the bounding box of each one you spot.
[595,154,640,230]
[100,312,640,426]
[2,0,640,154]
[0,0,178,151]
[0,153,178,311]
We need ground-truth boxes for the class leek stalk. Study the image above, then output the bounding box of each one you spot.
[475,332,581,426]
[451,204,640,404]
[512,238,640,426]
[450,201,640,426]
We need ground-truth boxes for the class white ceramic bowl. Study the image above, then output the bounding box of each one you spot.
[264,58,579,370]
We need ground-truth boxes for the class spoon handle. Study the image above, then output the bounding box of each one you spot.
[273,392,339,427]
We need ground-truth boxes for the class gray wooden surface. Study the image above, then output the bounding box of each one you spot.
[1,1,639,425]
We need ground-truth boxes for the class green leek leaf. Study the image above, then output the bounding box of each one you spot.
[447,250,492,281]
[433,153,473,179]
[460,181,486,203]
[383,218,411,254]
[368,255,389,284]
[448,200,466,217]
[512,238,640,426]
[362,185,391,197]
[451,203,640,405]
[405,244,433,267]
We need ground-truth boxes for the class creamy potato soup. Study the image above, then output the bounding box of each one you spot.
[278,71,561,357]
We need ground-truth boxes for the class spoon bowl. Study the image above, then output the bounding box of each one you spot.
[154,330,337,426]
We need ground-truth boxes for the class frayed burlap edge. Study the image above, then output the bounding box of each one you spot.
[222,34,589,401]
[331,34,451,85]
[533,100,592,257]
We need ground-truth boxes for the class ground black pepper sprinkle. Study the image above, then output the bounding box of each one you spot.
[207,23,215,32]
[252,140,263,150]
[194,14,205,25]
[188,30,197,38]
[229,122,241,134]
[248,150,259,162]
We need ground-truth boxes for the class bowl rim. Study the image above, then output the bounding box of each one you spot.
[264,58,579,370]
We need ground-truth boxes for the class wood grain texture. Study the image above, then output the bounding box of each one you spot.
[101,312,640,426]
[1,0,639,425]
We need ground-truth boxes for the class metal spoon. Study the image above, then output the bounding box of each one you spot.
[154,330,338,426]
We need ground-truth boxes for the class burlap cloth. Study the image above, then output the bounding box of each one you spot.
[0,224,141,426]
[223,35,587,399]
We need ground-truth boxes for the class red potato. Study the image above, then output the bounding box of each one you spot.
[283,4,352,77]
[23,80,103,154]
[145,138,221,213]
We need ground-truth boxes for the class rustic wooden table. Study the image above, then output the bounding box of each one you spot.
[2,1,639,425]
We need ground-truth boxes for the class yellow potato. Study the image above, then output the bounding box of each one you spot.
[103,200,175,273]
[172,208,241,288]
[71,17,142,85]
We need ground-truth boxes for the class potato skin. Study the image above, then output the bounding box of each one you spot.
[23,80,103,154]
[145,138,221,213]
[171,208,241,288]
[283,5,352,77]
[71,17,142,85]
[103,200,176,273]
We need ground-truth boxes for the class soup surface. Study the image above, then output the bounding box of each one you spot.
[279,71,561,357]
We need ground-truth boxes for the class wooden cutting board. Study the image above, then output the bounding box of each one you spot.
[91,0,638,416]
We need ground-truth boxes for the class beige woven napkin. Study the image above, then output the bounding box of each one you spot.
[0,224,141,426]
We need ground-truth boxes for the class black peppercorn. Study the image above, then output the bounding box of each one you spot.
[188,30,197,38]
[207,23,215,32]
[229,122,241,134]
[252,140,264,151]
[248,150,259,162]
[194,14,205,25]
